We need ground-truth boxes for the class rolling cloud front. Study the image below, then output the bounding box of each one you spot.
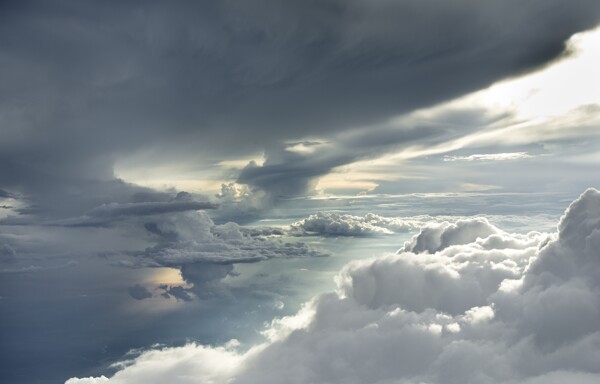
[67,189,600,384]
[0,1,599,383]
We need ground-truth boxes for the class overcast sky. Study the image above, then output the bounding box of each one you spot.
[1,1,600,383]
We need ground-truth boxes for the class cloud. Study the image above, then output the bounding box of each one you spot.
[127,284,153,301]
[65,377,109,384]
[111,210,327,300]
[286,210,558,238]
[134,211,325,267]
[67,188,600,383]
[401,217,501,253]
[0,189,16,198]
[159,285,193,302]
[85,200,217,220]
[3,1,599,212]
[443,152,534,162]
[290,212,424,236]
[55,199,218,227]
[0,243,17,263]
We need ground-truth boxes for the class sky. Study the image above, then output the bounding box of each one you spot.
[1,1,600,383]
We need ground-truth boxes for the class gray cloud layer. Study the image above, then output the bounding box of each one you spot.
[2,0,600,211]
[56,200,218,227]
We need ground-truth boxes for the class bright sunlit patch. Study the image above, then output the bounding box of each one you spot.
[458,183,499,192]
[315,27,600,194]
[123,178,226,193]
[315,156,432,195]
[477,28,600,119]
[315,178,379,194]
[146,267,188,287]
[403,27,600,136]
[261,299,317,342]
[115,153,266,193]
[119,268,192,314]
[0,197,22,219]
[462,305,495,324]
[115,158,231,193]
[285,140,327,155]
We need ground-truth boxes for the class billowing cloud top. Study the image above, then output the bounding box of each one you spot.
[290,211,423,236]
[66,188,600,384]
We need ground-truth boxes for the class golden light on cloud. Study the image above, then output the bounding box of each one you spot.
[216,154,266,170]
[285,140,328,155]
[316,159,430,194]
[114,153,266,193]
[115,174,226,194]
[145,267,188,287]
[315,177,379,193]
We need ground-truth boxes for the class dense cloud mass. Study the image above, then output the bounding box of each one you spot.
[401,217,502,253]
[288,211,549,239]
[66,189,600,383]
[1,0,600,210]
[290,212,424,236]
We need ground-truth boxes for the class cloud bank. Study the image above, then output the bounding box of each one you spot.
[290,212,424,236]
[67,188,600,383]
[287,211,551,239]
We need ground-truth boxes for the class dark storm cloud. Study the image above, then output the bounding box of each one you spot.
[86,201,217,220]
[236,127,430,197]
[238,107,507,197]
[1,0,600,213]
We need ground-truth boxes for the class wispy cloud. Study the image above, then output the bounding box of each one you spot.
[443,152,533,162]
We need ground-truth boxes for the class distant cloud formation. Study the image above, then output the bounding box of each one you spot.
[290,212,423,236]
[134,211,325,267]
[117,210,326,300]
[288,211,546,239]
[67,189,600,384]
[443,152,534,162]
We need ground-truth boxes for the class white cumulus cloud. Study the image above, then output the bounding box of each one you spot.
[290,212,427,236]
[67,189,600,384]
